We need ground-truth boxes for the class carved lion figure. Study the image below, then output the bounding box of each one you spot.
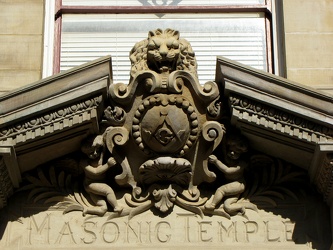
[129,28,197,81]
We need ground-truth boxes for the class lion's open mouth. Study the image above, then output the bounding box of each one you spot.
[155,59,177,73]
[147,51,178,73]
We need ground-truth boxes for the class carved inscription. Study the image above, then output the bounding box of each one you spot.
[1,210,298,248]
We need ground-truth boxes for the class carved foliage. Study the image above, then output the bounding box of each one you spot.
[242,155,308,207]
[315,153,333,201]
[19,152,310,221]
[0,157,13,208]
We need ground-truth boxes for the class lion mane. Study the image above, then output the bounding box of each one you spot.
[129,28,197,81]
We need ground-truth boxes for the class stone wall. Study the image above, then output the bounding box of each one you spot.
[0,0,44,95]
[282,0,333,94]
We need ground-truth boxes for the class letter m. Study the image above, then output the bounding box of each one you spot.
[28,214,50,245]
[218,221,235,242]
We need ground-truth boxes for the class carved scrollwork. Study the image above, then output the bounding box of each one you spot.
[169,70,219,103]
[202,121,225,143]
[105,126,129,151]
[14,29,316,223]
[104,127,136,188]
[109,71,160,104]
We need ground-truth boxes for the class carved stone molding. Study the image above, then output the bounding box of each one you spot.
[229,93,333,143]
[216,56,333,180]
[0,95,103,146]
[0,57,112,208]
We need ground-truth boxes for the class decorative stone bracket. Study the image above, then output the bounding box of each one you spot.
[310,143,333,203]
[0,147,17,208]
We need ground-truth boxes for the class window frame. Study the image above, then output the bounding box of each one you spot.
[52,0,273,76]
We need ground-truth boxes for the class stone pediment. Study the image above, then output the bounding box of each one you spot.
[0,29,332,249]
[216,57,333,201]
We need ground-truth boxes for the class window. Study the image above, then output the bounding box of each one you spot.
[50,0,273,84]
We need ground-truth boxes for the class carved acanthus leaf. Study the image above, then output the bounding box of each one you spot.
[242,155,309,207]
[0,157,14,208]
[152,185,177,213]
[315,153,333,201]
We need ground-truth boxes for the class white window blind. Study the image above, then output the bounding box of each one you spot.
[61,13,267,84]
[63,0,265,6]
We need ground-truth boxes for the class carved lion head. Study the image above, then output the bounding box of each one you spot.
[129,28,197,80]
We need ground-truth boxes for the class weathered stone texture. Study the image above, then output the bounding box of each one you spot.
[0,0,44,95]
[283,0,333,94]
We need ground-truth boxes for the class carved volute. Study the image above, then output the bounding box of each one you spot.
[81,28,227,217]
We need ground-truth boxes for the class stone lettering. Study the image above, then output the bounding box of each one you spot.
[264,221,281,242]
[155,221,171,243]
[177,213,197,242]
[18,212,301,246]
[146,221,153,243]
[198,221,213,242]
[244,221,258,242]
[284,220,294,242]
[81,221,97,244]
[125,222,142,243]
[28,214,50,245]
[55,222,76,244]
[218,221,235,242]
[101,221,119,243]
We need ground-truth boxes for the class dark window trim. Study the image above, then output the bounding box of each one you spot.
[56,5,272,16]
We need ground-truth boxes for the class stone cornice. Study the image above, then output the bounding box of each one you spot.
[0,56,112,208]
[229,93,333,143]
[216,56,333,119]
[0,56,112,126]
[0,95,103,145]
[216,56,333,203]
